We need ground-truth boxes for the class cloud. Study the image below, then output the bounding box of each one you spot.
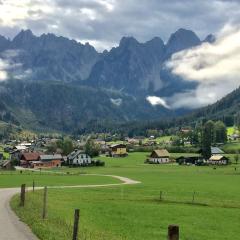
[146,96,170,109]
[0,49,32,80]
[0,57,11,81]
[166,24,240,109]
[0,0,240,50]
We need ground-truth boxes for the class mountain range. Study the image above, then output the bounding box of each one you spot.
[0,28,231,132]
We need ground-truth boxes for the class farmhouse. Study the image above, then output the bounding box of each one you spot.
[147,149,170,164]
[110,144,127,157]
[211,147,224,155]
[37,154,63,168]
[0,160,12,170]
[208,155,229,165]
[20,152,41,168]
[35,154,62,168]
[67,150,92,166]
[176,156,205,166]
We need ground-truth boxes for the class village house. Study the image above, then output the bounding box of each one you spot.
[0,160,12,170]
[147,149,170,164]
[126,138,139,145]
[109,144,127,157]
[211,147,224,155]
[207,155,229,165]
[176,156,204,165]
[20,152,41,168]
[35,154,63,168]
[67,150,92,166]
[180,128,191,134]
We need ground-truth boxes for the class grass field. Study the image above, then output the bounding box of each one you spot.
[0,145,10,159]
[10,152,240,240]
[227,126,236,135]
[0,171,121,188]
[222,142,240,153]
[227,126,240,136]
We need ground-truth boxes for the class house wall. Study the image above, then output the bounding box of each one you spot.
[112,148,127,156]
[72,154,91,165]
[207,160,227,165]
[149,157,170,164]
[33,160,61,168]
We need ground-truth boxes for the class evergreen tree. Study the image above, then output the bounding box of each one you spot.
[202,120,214,159]
[214,121,227,144]
[84,139,100,157]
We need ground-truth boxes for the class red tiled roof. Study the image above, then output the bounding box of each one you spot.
[21,152,40,161]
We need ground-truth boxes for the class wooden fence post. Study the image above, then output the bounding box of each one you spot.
[20,184,26,207]
[192,191,196,204]
[33,180,35,192]
[72,209,80,240]
[168,225,179,240]
[160,191,163,201]
[42,186,47,219]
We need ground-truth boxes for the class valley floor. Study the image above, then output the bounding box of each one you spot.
[6,152,240,240]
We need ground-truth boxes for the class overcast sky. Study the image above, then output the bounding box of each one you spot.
[0,0,240,51]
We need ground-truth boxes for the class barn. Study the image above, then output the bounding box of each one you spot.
[148,149,170,164]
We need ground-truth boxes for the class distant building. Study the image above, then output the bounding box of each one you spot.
[0,160,12,170]
[147,149,170,164]
[109,144,127,157]
[180,128,191,134]
[20,152,41,168]
[37,154,62,168]
[67,150,92,166]
[20,153,63,168]
[211,147,224,155]
[208,155,229,165]
[176,156,203,165]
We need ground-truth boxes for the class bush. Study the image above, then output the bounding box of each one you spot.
[94,160,105,166]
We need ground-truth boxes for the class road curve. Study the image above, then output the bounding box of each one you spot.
[0,173,141,240]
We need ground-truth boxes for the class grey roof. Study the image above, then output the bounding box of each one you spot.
[40,154,63,161]
[211,147,224,154]
[0,160,11,167]
[67,150,87,160]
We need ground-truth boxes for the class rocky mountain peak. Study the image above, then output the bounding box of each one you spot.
[119,37,140,48]
[165,28,201,57]
[203,34,216,43]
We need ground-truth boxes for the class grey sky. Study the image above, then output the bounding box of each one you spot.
[0,0,240,50]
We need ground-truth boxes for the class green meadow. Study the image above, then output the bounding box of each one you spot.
[0,171,121,188]
[9,152,240,240]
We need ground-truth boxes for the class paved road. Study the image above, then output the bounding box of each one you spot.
[0,173,140,240]
[0,188,39,240]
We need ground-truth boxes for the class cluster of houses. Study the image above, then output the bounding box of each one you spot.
[0,141,100,169]
[0,135,232,170]
[145,147,229,166]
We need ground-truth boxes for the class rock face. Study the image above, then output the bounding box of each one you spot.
[0,28,215,131]
[87,36,166,94]
[165,28,201,58]
[87,28,202,96]
[0,36,10,51]
[1,29,99,82]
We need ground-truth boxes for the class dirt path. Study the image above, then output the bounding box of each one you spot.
[0,172,141,240]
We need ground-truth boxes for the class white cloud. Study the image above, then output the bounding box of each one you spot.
[146,96,170,109]
[110,98,122,106]
[0,58,9,81]
[166,24,240,109]
[0,49,32,81]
